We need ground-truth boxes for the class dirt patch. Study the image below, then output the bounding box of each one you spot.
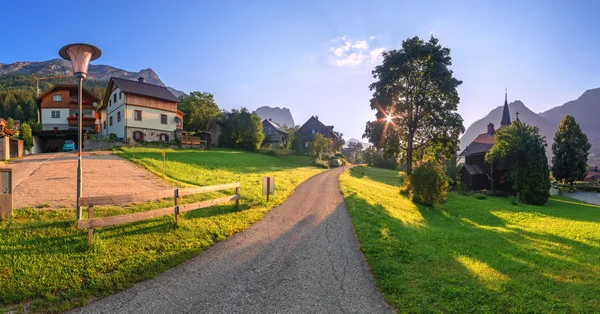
[9,152,172,209]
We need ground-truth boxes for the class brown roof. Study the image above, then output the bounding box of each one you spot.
[459,133,496,157]
[111,77,180,103]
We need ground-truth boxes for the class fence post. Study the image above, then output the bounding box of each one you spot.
[174,188,180,225]
[235,186,240,209]
[88,205,94,245]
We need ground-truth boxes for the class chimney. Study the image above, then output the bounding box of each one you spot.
[315,115,319,120]
[269,118,272,121]
[138,77,145,83]
[487,123,495,135]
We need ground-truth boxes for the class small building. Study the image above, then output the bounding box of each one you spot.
[296,116,339,154]
[35,84,101,151]
[585,167,600,182]
[262,118,288,148]
[99,77,183,143]
[459,92,515,191]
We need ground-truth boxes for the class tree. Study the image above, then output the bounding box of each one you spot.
[348,141,363,152]
[333,131,345,152]
[364,36,464,175]
[363,146,376,165]
[551,115,591,187]
[409,157,448,206]
[179,92,222,132]
[13,105,24,121]
[219,108,264,151]
[486,120,551,205]
[311,133,332,159]
[20,122,33,151]
[6,118,14,130]
[285,126,299,150]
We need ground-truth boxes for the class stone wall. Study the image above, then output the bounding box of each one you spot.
[83,140,125,151]
[125,126,175,143]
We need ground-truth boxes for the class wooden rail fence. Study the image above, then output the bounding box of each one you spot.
[78,182,240,244]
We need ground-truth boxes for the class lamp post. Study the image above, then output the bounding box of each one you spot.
[59,43,102,220]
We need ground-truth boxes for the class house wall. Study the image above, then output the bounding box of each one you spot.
[296,117,336,154]
[126,105,177,133]
[126,126,174,143]
[39,87,97,130]
[41,109,70,130]
[103,87,126,138]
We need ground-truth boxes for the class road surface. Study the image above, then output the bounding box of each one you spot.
[565,191,600,206]
[71,167,392,314]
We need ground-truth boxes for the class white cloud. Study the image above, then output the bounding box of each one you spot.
[369,47,386,64]
[352,40,369,49]
[333,53,367,66]
[342,41,351,51]
[330,36,347,42]
[369,36,376,40]
[329,47,344,57]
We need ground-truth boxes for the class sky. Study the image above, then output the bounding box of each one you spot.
[3,0,600,141]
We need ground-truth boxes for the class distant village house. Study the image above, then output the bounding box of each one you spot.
[262,118,288,148]
[296,115,339,154]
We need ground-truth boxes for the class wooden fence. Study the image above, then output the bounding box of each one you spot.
[78,182,240,244]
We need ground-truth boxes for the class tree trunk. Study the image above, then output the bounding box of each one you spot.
[406,135,413,175]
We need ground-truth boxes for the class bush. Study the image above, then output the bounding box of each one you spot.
[408,158,448,206]
[472,193,487,200]
[20,122,33,151]
[257,147,292,158]
[314,158,329,169]
[109,133,119,142]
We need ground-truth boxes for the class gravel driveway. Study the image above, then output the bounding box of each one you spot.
[7,152,170,209]
[70,167,393,314]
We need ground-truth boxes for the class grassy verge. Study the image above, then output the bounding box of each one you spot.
[340,166,600,312]
[1,148,324,312]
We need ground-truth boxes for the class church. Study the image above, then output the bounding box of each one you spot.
[458,92,518,191]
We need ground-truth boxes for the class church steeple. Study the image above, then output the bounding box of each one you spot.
[500,87,511,126]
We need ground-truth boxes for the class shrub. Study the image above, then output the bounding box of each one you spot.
[472,193,487,200]
[20,122,33,151]
[257,147,292,158]
[408,158,448,206]
[109,133,119,142]
[314,158,329,169]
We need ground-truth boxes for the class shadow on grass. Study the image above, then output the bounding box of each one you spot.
[348,166,404,187]
[343,192,600,312]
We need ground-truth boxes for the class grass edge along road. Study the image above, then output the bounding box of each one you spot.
[0,148,325,313]
[339,166,600,312]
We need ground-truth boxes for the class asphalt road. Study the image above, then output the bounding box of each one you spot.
[71,167,393,314]
[565,191,600,206]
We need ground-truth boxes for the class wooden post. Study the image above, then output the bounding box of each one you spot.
[88,205,94,245]
[162,151,166,175]
[266,177,270,202]
[235,187,240,209]
[0,168,12,220]
[174,188,180,225]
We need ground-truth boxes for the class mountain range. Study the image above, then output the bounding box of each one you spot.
[255,106,295,127]
[460,88,600,162]
[0,59,185,97]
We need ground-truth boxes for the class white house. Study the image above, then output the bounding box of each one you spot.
[100,77,184,142]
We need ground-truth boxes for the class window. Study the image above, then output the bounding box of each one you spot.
[311,129,316,135]
[109,116,113,126]
[161,114,167,124]
[175,117,182,127]
[53,94,62,102]
[109,99,111,107]
[160,134,169,142]
[304,142,309,148]
[119,92,122,99]
[72,96,78,102]
[103,121,106,129]
[134,110,142,121]
[117,112,121,122]
[113,93,117,103]
[51,111,60,118]
[133,131,144,142]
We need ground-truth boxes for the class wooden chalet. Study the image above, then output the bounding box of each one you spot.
[296,116,339,154]
[459,92,515,191]
[262,118,288,148]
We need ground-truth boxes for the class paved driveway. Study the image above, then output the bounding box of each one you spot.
[6,152,170,209]
[565,191,600,206]
[71,167,393,314]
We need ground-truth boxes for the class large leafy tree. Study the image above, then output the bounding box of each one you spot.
[551,115,591,187]
[178,92,222,132]
[486,121,551,205]
[311,133,333,159]
[219,107,264,151]
[364,36,464,174]
[333,131,345,152]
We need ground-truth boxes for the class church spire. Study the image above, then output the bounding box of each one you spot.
[500,87,511,126]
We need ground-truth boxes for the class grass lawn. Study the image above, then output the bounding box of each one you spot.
[0,148,324,313]
[340,166,600,313]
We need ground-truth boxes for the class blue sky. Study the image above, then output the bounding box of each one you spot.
[3,0,600,141]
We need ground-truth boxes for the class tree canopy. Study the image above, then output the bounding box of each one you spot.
[218,107,264,151]
[311,133,333,159]
[363,36,464,174]
[551,115,591,186]
[333,131,345,152]
[486,120,550,205]
[178,92,222,133]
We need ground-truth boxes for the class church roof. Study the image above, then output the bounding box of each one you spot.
[459,132,496,157]
[500,90,511,126]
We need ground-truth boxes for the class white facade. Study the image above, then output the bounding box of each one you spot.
[126,105,178,132]
[102,87,126,138]
[40,108,69,130]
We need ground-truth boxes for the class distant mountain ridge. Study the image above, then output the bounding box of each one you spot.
[0,59,185,97]
[461,89,600,161]
[255,106,295,127]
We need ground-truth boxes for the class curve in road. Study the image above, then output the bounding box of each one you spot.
[71,167,393,314]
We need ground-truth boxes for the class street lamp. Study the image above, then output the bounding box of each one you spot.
[59,43,102,220]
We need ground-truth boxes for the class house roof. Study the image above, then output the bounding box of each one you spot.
[298,116,338,139]
[585,172,600,181]
[263,119,288,134]
[462,164,485,175]
[37,84,100,103]
[110,77,180,103]
[459,132,496,157]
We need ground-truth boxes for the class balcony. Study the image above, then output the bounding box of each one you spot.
[67,116,97,127]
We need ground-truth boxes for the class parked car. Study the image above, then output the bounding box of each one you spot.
[329,158,342,168]
[62,140,75,152]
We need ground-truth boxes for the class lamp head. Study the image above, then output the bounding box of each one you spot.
[59,43,102,79]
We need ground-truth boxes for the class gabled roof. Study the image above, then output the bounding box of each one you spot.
[298,116,338,138]
[459,133,496,157]
[37,84,99,103]
[263,119,288,134]
[501,91,511,126]
[109,77,180,103]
